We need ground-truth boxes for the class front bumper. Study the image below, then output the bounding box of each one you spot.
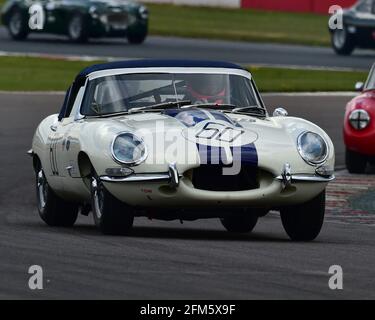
[101,163,334,208]
[101,163,180,187]
[89,11,147,37]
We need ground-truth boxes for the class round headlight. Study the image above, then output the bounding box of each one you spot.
[111,132,147,165]
[349,109,370,130]
[297,131,328,165]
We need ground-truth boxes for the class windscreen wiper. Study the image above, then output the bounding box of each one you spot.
[181,104,266,116]
[181,103,237,110]
[231,106,267,115]
[128,100,192,114]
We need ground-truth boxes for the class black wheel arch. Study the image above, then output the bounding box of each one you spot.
[32,154,42,172]
[3,4,26,25]
[78,151,95,189]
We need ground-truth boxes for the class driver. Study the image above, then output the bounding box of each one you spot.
[184,74,228,105]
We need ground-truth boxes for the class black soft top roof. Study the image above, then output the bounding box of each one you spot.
[59,60,246,121]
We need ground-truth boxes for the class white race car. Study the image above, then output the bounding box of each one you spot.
[30,60,335,241]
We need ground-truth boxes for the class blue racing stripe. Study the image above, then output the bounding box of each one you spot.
[164,108,235,127]
[197,143,258,167]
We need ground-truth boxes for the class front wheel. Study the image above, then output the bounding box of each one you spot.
[331,27,355,55]
[91,175,134,235]
[280,191,325,241]
[7,9,29,40]
[67,14,88,43]
[36,169,79,227]
[346,149,367,173]
[221,211,258,233]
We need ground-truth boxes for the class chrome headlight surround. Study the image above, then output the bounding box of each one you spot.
[138,6,148,20]
[111,132,148,166]
[297,131,329,166]
[349,109,370,130]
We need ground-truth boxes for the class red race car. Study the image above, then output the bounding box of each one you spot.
[344,63,375,173]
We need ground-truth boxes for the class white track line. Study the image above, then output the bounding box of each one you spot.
[0,91,65,95]
[0,51,125,62]
[263,92,357,97]
[246,63,366,72]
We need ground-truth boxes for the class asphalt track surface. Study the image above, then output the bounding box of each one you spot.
[2,92,375,299]
[0,26,374,71]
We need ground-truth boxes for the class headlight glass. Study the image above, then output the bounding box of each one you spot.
[297,131,328,165]
[112,132,147,165]
[349,109,370,130]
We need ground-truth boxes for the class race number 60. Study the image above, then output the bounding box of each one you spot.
[195,122,244,143]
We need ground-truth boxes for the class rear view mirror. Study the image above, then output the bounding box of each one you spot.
[355,82,364,92]
[273,107,288,117]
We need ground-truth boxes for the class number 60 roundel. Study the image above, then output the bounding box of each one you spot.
[183,120,258,147]
[195,122,244,143]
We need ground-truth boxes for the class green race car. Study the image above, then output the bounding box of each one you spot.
[1,0,149,43]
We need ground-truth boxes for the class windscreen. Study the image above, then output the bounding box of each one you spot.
[81,73,260,116]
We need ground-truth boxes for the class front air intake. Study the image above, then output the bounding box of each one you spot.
[192,165,259,191]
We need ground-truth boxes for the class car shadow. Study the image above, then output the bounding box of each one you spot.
[68,223,349,245]
[13,218,338,244]
[60,223,292,243]
[17,217,290,242]
[365,165,375,174]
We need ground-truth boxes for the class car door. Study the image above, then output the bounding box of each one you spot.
[59,85,91,200]
[45,84,78,192]
[45,116,66,192]
[42,0,70,34]
[49,116,76,178]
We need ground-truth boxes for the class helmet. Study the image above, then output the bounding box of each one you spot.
[186,74,226,97]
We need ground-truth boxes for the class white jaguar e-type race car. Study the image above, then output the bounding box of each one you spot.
[30,60,335,241]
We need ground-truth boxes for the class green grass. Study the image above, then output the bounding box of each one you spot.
[147,4,330,46]
[0,56,367,92]
[0,56,101,91]
[250,66,367,92]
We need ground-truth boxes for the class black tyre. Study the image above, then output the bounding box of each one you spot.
[36,169,79,227]
[221,211,258,233]
[127,29,147,44]
[91,175,134,235]
[331,27,355,55]
[346,148,367,173]
[7,8,29,40]
[67,13,88,43]
[280,191,325,242]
